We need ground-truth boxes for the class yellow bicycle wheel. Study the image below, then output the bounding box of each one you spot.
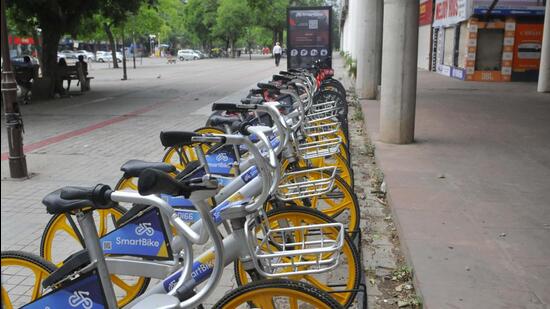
[213,279,342,309]
[1,251,57,308]
[162,126,225,171]
[234,207,360,308]
[38,205,147,307]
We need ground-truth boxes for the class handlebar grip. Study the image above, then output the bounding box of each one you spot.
[160,131,200,147]
[138,168,191,198]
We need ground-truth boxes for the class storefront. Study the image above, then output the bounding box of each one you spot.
[418,0,434,70]
[432,0,545,82]
[432,0,471,80]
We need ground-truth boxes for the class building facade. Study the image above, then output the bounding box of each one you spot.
[432,0,546,81]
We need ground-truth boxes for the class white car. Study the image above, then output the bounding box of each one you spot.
[95,51,121,63]
[58,50,77,60]
[74,50,95,62]
[177,49,200,61]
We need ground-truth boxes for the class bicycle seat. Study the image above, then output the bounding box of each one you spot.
[257,82,280,91]
[208,113,241,127]
[272,74,292,82]
[42,185,114,215]
[120,159,176,178]
[42,250,90,288]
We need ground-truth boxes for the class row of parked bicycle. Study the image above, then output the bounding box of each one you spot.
[1,60,364,308]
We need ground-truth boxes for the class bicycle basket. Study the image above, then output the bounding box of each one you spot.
[245,211,345,278]
[276,166,337,201]
[297,136,342,160]
[305,106,340,123]
[302,121,341,139]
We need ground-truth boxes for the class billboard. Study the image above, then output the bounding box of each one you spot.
[287,6,332,69]
[513,23,544,71]
[433,0,470,27]
[419,0,434,26]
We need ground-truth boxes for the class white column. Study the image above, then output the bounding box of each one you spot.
[349,0,357,58]
[538,3,550,93]
[379,0,419,144]
[356,0,384,99]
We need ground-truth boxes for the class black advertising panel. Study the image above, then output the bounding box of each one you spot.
[287,6,332,69]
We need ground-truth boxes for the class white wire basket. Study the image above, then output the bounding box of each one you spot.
[245,211,345,278]
[302,121,341,138]
[305,106,340,123]
[297,136,342,160]
[310,100,337,113]
[276,166,337,201]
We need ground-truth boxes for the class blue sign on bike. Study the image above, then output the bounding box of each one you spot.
[21,271,107,309]
[99,208,172,259]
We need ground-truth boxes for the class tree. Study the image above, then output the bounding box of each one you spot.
[6,0,100,96]
[214,0,252,57]
[98,0,149,68]
[183,0,218,51]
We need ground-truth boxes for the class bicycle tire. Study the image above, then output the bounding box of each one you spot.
[212,279,343,309]
[2,250,57,308]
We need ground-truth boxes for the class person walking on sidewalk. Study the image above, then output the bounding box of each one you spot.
[273,42,282,67]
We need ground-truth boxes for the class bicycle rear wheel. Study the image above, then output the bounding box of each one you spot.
[213,279,343,309]
[39,205,149,307]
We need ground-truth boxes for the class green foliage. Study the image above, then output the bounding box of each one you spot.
[214,0,252,53]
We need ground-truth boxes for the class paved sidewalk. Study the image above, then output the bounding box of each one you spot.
[359,71,550,308]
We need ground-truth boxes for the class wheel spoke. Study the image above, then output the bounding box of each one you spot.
[31,272,44,300]
[111,275,133,293]
[254,295,275,309]
[290,297,299,309]
[58,220,81,242]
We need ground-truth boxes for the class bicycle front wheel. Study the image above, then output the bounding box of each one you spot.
[234,206,361,308]
[1,251,57,309]
[213,279,343,309]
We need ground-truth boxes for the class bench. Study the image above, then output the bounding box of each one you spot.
[62,64,94,92]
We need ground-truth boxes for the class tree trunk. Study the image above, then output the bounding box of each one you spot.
[230,39,235,58]
[40,27,62,97]
[103,22,119,68]
[277,30,284,45]
[31,29,43,74]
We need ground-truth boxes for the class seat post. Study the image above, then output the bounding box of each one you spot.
[76,210,118,309]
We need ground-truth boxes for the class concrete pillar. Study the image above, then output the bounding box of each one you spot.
[348,0,356,56]
[379,0,419,144]
[352,0,364,58]
[538,2,550,93]
[356,0,384,99]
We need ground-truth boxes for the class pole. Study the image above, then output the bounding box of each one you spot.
[132,32,136,69]
[379,0,419,144]
[121,27,127,80]
[356,0,383,99]
[1,0,28,178]
[537,2,550,93]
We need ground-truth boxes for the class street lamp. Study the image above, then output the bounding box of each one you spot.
[1,0,28,178]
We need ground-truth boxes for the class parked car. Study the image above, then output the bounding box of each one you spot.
[58,50,77,60]
[10,56,39,66]
[193,50,207,59]
[95,51,122,63]
[74,50,95,62]
[177,49,200,61]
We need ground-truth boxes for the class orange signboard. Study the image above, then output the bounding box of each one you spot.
[513,23,543,71]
